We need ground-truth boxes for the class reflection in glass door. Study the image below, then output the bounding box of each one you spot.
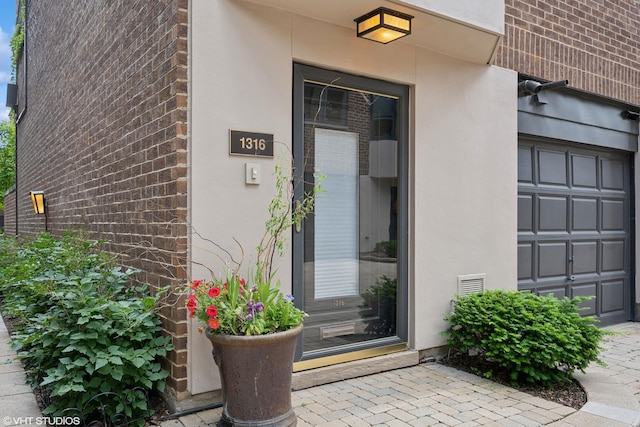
[293,64,408,364]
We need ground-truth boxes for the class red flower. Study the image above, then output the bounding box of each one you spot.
[206,305,218,317]
[208,317,221,329]
[190,279,204,290]
[186,294,197,312]
[208,286,221,298]
[239,277,246,287]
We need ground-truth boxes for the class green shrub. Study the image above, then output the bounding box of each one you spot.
[360,275,397,335]
[0,232,114,326]
[373,240,397,257]
[443,290,606,386]
[0,232,172,425]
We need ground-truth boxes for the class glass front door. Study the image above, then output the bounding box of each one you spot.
[293,65,408,364]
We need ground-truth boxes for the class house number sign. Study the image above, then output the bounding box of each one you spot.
[229,130,274,157]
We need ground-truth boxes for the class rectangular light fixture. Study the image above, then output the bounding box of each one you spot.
[355,7,413,44]
[6,83,18,108]
[30,191,46,214]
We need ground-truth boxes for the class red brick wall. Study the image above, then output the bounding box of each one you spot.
[15,0,189,394]
[496,0,640,104]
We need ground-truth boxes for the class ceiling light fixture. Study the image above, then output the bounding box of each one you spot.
[355,7,413,44]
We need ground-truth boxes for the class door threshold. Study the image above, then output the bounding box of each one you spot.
[292,347,419,390]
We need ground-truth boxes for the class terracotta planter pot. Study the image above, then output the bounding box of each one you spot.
[205,324,303,427]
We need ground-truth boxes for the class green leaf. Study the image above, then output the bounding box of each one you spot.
[132,358,146,368]
[110,366,123,381]
[73,357,89,367]
[95,358,108,370]
[71,384,86,392]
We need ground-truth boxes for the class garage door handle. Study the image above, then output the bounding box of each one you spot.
[568,275,576,281]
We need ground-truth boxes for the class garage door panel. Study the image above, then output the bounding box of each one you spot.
[518,140,631,326]
[518,195,533,232]
[571,284,597,316]
[601,158,625,190]
[571,155,597,188]
[601,280,625,313]
[538,242,567,278]
[539,287,567,299]
[538,196,567,231]
[572,198,598,231]
[518,146,533,183]
[601,240,625,272]
[602,199,625,231]
[538,150,568,186]
[518,244,533,280]
[571,241,598,274]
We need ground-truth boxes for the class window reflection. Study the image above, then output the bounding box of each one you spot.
[301,81,400,353]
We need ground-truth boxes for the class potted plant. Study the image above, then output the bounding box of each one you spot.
[185,161,322,427]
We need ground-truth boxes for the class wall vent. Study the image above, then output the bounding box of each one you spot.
[457,273,485,296]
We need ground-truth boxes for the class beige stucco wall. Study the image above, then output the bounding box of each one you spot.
[412,54,518,349]
[401,0,504,33]
[188,0,517,395]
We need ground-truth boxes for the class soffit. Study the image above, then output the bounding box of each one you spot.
[242,0,503,64]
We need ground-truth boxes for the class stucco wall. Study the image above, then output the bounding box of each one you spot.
[189,0,516,394]
[412,55,518,349]
[402,0,504,33]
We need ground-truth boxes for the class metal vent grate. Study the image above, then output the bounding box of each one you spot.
[457,273,485,296]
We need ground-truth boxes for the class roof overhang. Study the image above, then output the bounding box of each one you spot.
[242,0,504,64]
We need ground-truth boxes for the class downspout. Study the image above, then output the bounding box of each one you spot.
[14,0,29,235]
[13,118,17,235]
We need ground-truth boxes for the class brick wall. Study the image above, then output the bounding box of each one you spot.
[3,190,14,235]
[15,0,189,395]
[496,0,640,104]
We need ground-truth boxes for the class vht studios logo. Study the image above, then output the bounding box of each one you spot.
[3,417,80,426]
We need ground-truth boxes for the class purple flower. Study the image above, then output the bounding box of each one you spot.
[285,294,294,302]
[245,300,265,320]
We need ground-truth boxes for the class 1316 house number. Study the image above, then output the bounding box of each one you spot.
[240,137,266,151]
[229,130,274,157]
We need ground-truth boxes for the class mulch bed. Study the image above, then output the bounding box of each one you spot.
[440,351,587,410]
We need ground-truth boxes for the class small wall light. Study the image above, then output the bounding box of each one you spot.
[29,191,48,230]
[5,83,18,108]
[354,7,413,44]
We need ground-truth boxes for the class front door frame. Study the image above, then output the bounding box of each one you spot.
[292,63,410,364]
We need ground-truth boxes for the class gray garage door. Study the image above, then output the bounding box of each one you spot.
[518,139,632,326]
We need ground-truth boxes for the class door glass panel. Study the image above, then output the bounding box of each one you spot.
[300,79,400,355]
[314,128,359,299]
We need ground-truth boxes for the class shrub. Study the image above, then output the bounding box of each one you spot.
[373,240,397,257]
[443,290,606,386]
[360,275,397,335]
[0,232,114,326]
[0,232,172,425]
